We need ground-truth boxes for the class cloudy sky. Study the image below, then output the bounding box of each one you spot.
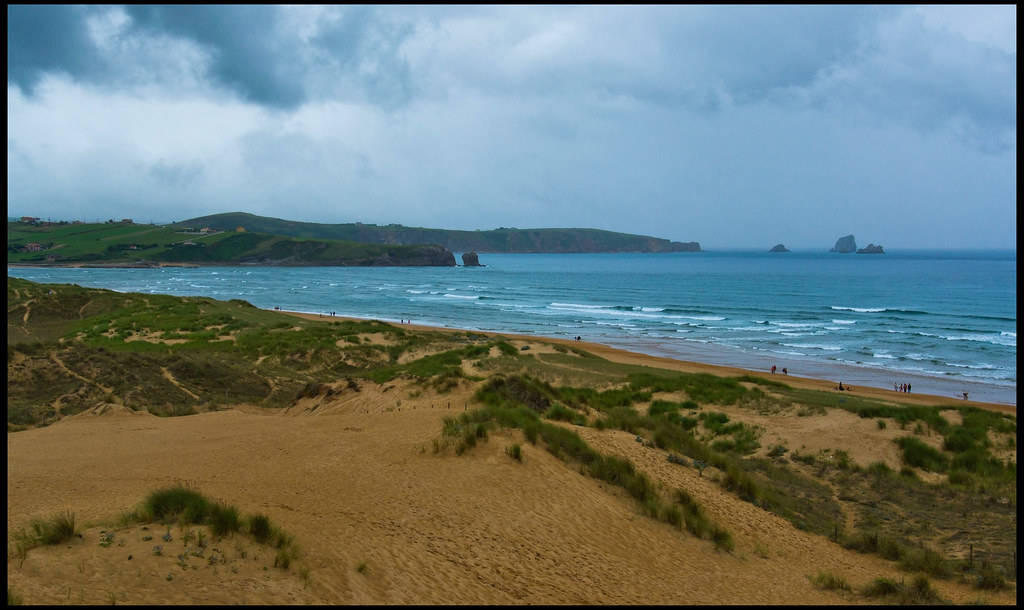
[7,5,1016,250]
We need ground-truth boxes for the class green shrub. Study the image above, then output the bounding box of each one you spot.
[974,564,1008,591]
[544,403,576,422]
[249,513,273,544]
[861,577,901,598]
[648,400,680,417]
[900,546,952,579]
[209,502,242,537]
[505,444,523,461]
[895,436,947,473]
[141,486,211,524]
[711,526,734,552]
[274,547,293,569]
[812,572,851,591]
[32,510,79,546]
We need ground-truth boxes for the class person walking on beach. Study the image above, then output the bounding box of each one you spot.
[771,365,776,374]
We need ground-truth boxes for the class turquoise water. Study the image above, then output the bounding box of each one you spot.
[8,249,1016,405]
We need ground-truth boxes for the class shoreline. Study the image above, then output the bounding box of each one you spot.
[279,309,1014,416]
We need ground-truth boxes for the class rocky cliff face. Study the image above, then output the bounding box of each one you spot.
[462,252,483,266]
[830,235,857,253]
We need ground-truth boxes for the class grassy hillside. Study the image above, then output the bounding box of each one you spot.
[174,211,703,253]
[7,220,455,266]
[7,277,1016,600]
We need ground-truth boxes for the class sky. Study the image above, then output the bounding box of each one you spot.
[7,5,1017,250]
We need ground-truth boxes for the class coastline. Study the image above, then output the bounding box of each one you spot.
[279,309,1014,416]
[7,264,1014,408]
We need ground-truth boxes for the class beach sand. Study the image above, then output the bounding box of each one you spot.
[7,313,1015,605]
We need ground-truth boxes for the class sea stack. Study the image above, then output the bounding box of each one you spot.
[830,235,857,253]
[462,252,484,267]
[768,244,790,253]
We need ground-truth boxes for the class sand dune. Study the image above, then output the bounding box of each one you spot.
[6,323,1016,605]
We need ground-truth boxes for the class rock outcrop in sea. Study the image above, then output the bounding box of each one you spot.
[857,244,885,254]
[462,252,484,266]
[768,244,790,253]
[829,235,857,253]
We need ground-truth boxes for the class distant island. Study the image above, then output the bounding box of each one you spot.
[7,213,702,267]
[830,235,885,255]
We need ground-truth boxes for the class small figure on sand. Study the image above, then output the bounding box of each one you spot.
[838,382,844,391]
[771,365,776,374]
[781,368,787,375]
[962,392,969,400]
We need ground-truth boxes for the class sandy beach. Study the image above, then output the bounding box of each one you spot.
[290,311,1014,415]
[7,312,1015,605]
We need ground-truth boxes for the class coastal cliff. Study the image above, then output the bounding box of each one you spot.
[177,212,702,254]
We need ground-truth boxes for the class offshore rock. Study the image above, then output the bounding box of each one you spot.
[462,252,484,266]
[857,244,885,254]
[768,244,790,253]
[829,235,857,253]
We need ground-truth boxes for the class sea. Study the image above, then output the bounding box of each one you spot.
[8,250,1016,406]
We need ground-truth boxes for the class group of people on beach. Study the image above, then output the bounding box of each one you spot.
[894,382,911,393]
[770,365,787,375]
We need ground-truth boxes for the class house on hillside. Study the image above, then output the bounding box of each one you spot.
[20,216,39,223]
[121,218,134,224]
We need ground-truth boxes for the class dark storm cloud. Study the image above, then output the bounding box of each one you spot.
[8,4,416,109]
[124,5,306,108]
[7,5,102,91]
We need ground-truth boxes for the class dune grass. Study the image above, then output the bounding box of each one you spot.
[861,575,946,604]
[8,510,81,567]
[457,370,1015,585]
[437,374,738,550]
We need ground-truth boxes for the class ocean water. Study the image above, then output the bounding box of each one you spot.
[8,250,1016,405]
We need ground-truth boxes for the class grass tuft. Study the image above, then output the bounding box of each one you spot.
[811,571,852,591]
